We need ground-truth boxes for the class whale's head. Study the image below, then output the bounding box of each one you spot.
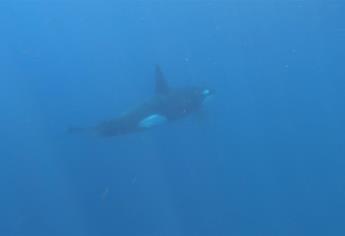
[201,88,215,105]
[201,88,215,97]
[191,87,215,104]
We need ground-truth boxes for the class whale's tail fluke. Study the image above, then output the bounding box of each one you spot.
[67,126,88,134]
[67,126,102,137]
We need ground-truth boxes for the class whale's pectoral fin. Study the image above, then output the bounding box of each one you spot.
[155,65,170,95]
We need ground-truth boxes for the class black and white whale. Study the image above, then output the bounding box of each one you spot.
[70,65,214,137]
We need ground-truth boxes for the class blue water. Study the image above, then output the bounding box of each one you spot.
[1,1,344,235]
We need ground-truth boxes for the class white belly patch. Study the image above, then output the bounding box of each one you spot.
[138,114,168,128]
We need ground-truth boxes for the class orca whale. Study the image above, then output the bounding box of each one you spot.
[70,65,214,137]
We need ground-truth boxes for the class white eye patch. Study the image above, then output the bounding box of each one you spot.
[202,89,210,96]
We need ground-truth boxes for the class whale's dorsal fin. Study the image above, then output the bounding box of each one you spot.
[155,65,170,95]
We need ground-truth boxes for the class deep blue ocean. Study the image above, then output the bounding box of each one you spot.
[1,1,344,235]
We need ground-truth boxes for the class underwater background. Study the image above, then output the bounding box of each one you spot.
[0,0,344,235]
